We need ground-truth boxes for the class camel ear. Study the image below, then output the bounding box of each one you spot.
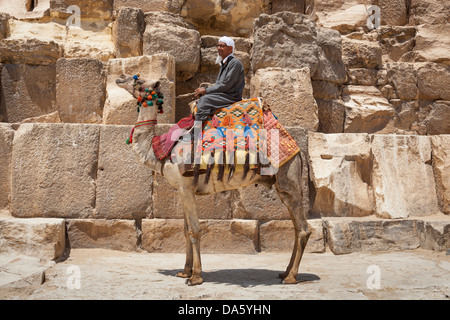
[153,81,161,90]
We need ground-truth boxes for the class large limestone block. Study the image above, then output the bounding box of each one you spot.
[342,85,395,133]
[0,124,14,210]
[342,38,382,70]
[316,99,345,133]
[252,12,346,83]
[417,63,450,101]
[1,64,57,123]
[113,0,167,13]
[141,219,259,253]
[378,26,417,62]
[152,174,234,220]
[385,62,418,100]
[233,184,290,221]
[50,0,114,20]
[431,135,450,214]
[314,2,368,33]
[95,125,153,219]
[0,39,63,66]
[308,133,374,217]
[409,0,450,25]
[112,7,145,58]
[0,217,65,260]
[416,218,450,251]
[372,135,441,219]
[11,123,100,218]
[250,67,318,130]
[259,219,326,253]
[413,25,450,65]
[104,54,176,125]
[174,0,268,37]
[143,12,200,78]
[66,219,138,251]
[376,0,408,26]
[56,58,107,123]
[324,218,420,255]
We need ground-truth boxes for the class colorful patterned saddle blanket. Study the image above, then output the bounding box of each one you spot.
[164,98,300,178]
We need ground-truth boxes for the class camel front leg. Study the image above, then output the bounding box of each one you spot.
[179,187,203,286]
[176,215,193,279]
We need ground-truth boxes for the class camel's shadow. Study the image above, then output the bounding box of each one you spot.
[158,268,320,287]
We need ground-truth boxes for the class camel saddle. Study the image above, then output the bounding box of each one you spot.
[152,98,300,180]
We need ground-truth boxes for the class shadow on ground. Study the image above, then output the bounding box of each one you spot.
[158,268,320,287]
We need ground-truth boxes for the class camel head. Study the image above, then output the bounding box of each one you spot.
[115,74,161,99]
[115,74,164,119]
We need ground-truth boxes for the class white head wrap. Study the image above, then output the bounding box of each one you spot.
[215,36,235,65]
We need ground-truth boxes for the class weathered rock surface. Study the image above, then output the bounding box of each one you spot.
[252,12,345,84]
[112,7,145,58]
[324,217,420,255]
[0,125,14,210]
[0,39,62,66]
[143,12,200,79]
[431,135,450,214]
[0,217,65,260]
[309,133,374,217]
[372,135,440,219]
[66,219,138,251]
[56,58,107,123]
[251,67,318,129]
[11,123,100,218]
[141,219,259,254]
[95,125,153,219]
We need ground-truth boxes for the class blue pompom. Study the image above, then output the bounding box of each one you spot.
[133,75,139,80]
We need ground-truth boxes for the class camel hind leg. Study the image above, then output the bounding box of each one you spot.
[274,152,311,284]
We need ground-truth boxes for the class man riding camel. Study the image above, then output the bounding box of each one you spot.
[194,36,246,122]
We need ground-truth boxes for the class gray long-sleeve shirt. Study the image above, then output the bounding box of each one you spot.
[196,56,245,121]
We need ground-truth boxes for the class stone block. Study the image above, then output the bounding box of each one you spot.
[141,219,259,253]
[385,62,418,100]
[95,125,153,219]
[372,135,441,219]
[104,54,176,125]
[0,217,65,260]
[414,24,450,65]
[0,39,62,66]
[56,58,107,123]
[152,174,234,220]
[342,85,395,134]
[11,123,100,218]
[313,2,367,33]
[416,218,450,251]
[376,0,408,26]
[431,135,450,214]
[259,219,325,253]
[50,0,114,20]
[342,38,382,70]
[252,12,345,82]
[308,133,374,217]
[316,99,345,133]
[66,219,138,251]
[143,12,200,79]
[0,124,14,210]
[324,218,420,255]
[251,67,318,130]
[1,63,57,123]
[112,7,145,58]
[417,63,450,101]
[233,184,290,221]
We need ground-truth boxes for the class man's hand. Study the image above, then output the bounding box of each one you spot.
[194,87,206,97]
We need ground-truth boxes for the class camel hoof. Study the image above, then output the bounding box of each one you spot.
[186,276,204,286]
[176,271,191,278]
[282,276,298,284]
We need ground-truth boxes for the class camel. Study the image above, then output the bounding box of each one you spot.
[115,73,311,286]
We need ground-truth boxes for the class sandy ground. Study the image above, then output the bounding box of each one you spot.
[1,248,449,300]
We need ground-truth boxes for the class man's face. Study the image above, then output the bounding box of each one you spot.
[217,41,233,59]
